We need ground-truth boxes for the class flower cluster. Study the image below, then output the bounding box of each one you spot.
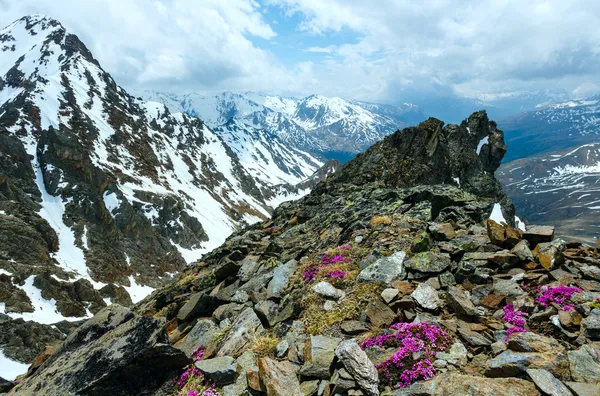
[360,322,451,388]
[192,346,204,362]
[187,387,220,396]
[536,285,582,311]
[176,367,202,390]
[503,303,528,340]
[303,245,352,282]
[325,269,346,280]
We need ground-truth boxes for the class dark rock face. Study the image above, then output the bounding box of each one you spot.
[321,111,514,225]
[13,315,189,395]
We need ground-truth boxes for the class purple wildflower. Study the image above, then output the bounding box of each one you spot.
[536,285,582,311]
[503,303,528,341]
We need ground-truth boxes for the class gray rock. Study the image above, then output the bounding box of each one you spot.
[568,344,600,383]
[176,318,218,358]
[381,288,399,304]
[323,300,337,311]
[438,271,456,288]
[357,251,406,284]
[275,340,289,358]
[405,251,451,273]
[195,356,237,385]
[526,368,573,396]
[238,256,261,282]
[300,380,320,396]
[487,350,570,379]
[177,292,224,322]
[312,281,346,300]
[493,277,525,297]
[580,265,600,281]
[565,382,600,396]
[446,286,478,316]
[300,336,341,379]
[582,313,600,340]
[258,357,303,396]
[365,299,397,327]
[267,259,298,299]
[491,341,507,355]
[533,239,565,270]
[341,320,369,335]
[411,283,442,310]
[523,225,555,247]
[218,307,264,357]
[399,372,540,395]
[457,327,493,347]
[334,340,379,396]
[255,300,282,328]
[435,341,468,367]
[511,240,535,262]
[14,317,190,395]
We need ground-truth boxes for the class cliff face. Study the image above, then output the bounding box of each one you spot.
[7,112,600,396]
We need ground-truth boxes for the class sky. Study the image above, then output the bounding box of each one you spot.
[2,0,600,105]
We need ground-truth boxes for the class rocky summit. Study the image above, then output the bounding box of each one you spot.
[4,108,600,395]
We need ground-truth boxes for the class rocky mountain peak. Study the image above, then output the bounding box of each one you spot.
[322,110,514,225]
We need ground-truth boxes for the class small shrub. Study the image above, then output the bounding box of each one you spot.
[370,215,392,228]
[251,335,280,358]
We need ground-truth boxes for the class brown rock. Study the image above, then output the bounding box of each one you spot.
[480,294,506,309]
[365,299,397,327]
[507,332,565,353]
[523,225,555,247]
[258,358,302,396]
[405,372,540,395]
[487,219,522,249]
[391,280,416,296]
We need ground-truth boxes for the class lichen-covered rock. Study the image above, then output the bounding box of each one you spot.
[300,336,341,379]
[526,369,573,396]
[397,372,540,395]
[258,357,303,396]
[357,252,406,284]
[568,343,600,383]
[411,283,442,310]
[12,317,189,395]
[218,307,264,358]
[335,339,379,396]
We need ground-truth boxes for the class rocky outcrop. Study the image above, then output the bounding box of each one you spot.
[7,111,600,396]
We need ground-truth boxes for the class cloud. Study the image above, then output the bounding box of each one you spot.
[2,0,600,103]
[0,0,292,93]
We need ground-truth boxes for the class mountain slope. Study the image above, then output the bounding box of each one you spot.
[500,95,600,161]
[141,91,426,159]
[498,142,600,243]
[11,110,600,396]
[0,14,327,368]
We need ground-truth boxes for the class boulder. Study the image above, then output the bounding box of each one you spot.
[300,336,341,378]
[177,292,224,322]
[405,252,451,273]
[411,283,442,310]
[523,225,555,247]
[487,350,570,379]
[195,356,237,385]
[13,317,190,395]
[568,343,600,383]
[533,240,565,270]
[565,382,600,396]
[258,357,303,396]
[526,369,573,396]
[335,339,379,396]
[446,286,478,316]
[312,281,346,300]
[218,308,264,357]
[511,240,535,262]
[357,251,406,284]
[507,332,564,353]
[487,219,522,249]
[582,313,600,340]
[266,259,298,299]
[176,318,219,358]
[365,299,397,327]
[397,372,540,395]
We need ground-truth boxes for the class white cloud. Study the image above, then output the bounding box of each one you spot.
[2,0,600,103]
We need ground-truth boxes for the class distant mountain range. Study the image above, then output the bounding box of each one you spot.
[500,95,600,161]
[140,91,426,162]
[498,143,600,243]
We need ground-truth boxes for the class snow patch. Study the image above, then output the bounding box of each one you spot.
[476,136,489,155]
[123,276,154,304]
[0,348,30,381]
[489,203,507,224]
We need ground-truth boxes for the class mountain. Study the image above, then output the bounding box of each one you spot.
[411,90,569,125]
[498,142,600,243]
[0,14,333,370]
[140,91,426,162]
[9,110,600,396]
[500,95,600,161]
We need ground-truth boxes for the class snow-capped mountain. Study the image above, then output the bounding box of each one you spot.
[0,14,330,369]
[500,95,600,161]
[140,91,425,159]
[498,143,600,243]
